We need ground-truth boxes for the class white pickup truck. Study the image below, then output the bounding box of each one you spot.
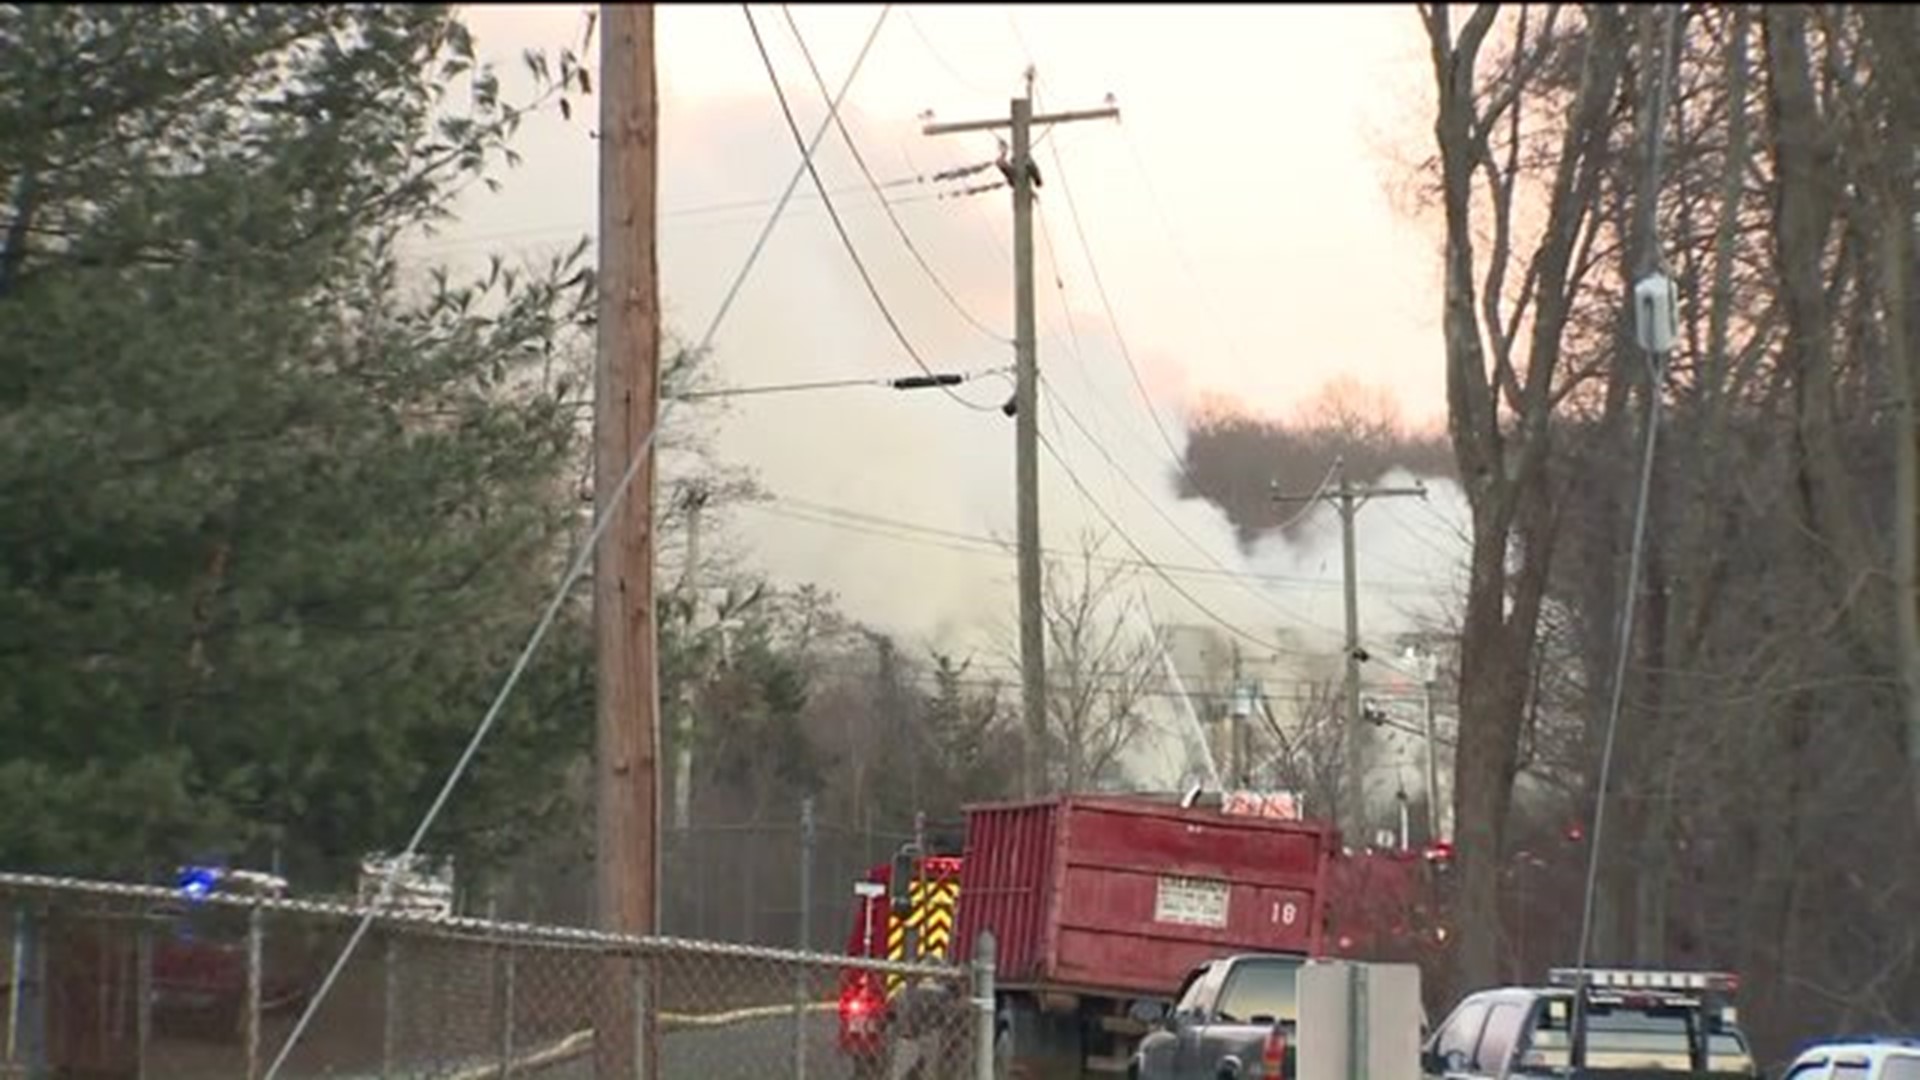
[1783,1039,1920,1080]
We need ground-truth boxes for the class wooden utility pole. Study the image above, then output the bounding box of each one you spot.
[595,4,658,1076]
[923,72,1117,800]
[1273,460,1425,842]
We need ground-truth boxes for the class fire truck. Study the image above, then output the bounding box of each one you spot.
[838,851,964,1074]
[835,794,1448,1078]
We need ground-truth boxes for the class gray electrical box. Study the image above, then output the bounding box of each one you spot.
[1298,960,1424,1080]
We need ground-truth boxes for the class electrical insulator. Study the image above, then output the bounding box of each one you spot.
[1634,272,1679,354]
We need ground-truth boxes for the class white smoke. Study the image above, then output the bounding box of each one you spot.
[419,6,1468,790]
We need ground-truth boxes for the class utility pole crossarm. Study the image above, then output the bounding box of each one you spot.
[1355,484,1429,507]
[922,105,1120,136]
[1272,481,1429,506]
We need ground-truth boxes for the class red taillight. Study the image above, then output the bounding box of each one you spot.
[839,982,883,1022]
[1263,1029,1288,1080]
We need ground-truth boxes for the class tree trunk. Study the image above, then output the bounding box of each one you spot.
[1765,6,1883,645]
[1858,6,1920,823]
[1650,11,1751,967]
[1452,516,1530,990]
[1422,0,1629,993]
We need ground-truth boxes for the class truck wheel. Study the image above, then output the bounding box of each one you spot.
[994,1025,1016,1080]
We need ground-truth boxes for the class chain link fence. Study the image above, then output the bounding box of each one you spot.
[659,817,920,948]
[0,872,988,1079]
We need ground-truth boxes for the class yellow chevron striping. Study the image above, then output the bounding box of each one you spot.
[879,871,964,993]
[885,904,911,995]
[923,919,953,949]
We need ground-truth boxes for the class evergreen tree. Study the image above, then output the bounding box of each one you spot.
[0,4,596,887]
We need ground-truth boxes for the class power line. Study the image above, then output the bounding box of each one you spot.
[406,178,959,254]
[1023,128,1235,737]
[1274,462,1342,533]
[1116,120,1264,391]
[1025,152,1355,634]
[1045,144,1434,685]
[1391,501,1474,574]
[1035,428,1316,659]
[750,496,1454,682]
[745,496,1450,595]
[894,672,1443,719]
[1027,96,1169,487]
[1037,107,1437,598]
[671,364,1009,401]
[743,4,1000,414]
[1574,0,1684,999]
[1003,9,1042,94]
[1036,429,1461,687]
[1044,131,1215,502]
[903,8,1012,112]
[1039,370,1351,638]
[1033,167,1141,520]
[781,5,1011,347]
[949,653,1437,700]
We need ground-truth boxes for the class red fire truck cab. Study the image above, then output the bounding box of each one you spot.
[838,853,962,1070]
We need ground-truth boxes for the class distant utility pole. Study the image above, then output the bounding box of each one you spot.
[595,4,658,1076]
[672,482,709,833]
[1229,641,1248,788]
[1273,460,1426,842]
[923,70,1118,800]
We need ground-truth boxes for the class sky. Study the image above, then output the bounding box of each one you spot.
[418,4,1469,789]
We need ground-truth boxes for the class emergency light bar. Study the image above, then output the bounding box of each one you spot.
[177,865,223,899]
[1548,968,1740,994]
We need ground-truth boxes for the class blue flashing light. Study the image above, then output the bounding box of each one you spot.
[176,865,223,900]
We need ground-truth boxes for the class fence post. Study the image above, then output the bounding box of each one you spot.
[135,917,152,1080]
[973,931,997,1080]
[381,931,398,1079]
[694,830,709,939]
[6,905,23,1067]
[629,953,651,1080]
[29,906,45,1076]
[243,903,263,1080]
[793,797,816,1080]
[1351,961,1372,1080]
[800,797,816,952]
[497,940,515,1079]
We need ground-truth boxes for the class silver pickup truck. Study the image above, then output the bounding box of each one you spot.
[1129,953,1302,1080]
[1421,968,1756,1080]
